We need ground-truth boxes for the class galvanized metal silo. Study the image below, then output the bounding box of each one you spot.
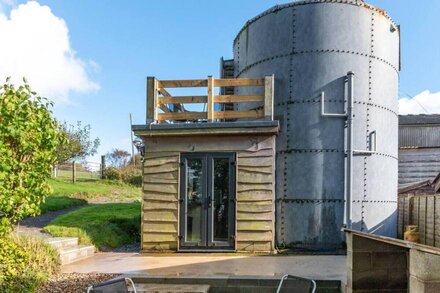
[233,0,400,250]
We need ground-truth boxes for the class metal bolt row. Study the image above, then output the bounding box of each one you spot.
[233,0,397,46]
[236,50,398,78]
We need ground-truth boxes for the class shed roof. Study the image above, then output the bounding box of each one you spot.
[399,114,440,126]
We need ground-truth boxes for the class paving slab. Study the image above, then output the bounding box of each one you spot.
[62,253,346,281]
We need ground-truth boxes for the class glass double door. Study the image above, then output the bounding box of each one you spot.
[180,153,235,250]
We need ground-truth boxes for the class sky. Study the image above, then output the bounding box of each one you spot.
[0,0,439,162]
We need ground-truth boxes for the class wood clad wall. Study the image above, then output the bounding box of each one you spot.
[142,152,179,251]
[398,194,440,247]
[141,135,276,253]
[236,147,275,252]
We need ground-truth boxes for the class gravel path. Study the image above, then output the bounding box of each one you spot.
[15,206,82,237]
[37,273,120,293]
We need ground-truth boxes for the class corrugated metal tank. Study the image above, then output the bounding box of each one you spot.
[233,0,400,249]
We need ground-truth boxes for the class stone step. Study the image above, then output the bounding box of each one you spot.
[59,245,95,265]
[45,237,78,250]
[129,284,210,293]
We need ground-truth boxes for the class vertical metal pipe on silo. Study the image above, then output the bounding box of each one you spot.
[346,71,355,229]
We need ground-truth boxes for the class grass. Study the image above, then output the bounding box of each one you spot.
[44,202,141,250]
[40,196,87,213]
[49,177,141,200]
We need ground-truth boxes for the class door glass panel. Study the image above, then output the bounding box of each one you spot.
[213,158,229,242]
[186,158,203,242]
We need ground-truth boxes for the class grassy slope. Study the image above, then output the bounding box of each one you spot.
[49,178,141,200]
[40,196,87,214]
[44,203,141,250]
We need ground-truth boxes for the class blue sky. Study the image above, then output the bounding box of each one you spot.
[0,0,439,162]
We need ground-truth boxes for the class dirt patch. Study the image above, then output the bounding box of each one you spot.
[37,273,120,293]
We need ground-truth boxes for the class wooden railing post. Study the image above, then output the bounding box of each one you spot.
[264,75,274,120]
[147,77,158,122]
[207,76,214,121]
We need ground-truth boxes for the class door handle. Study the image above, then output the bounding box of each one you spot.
[207,196,212,208]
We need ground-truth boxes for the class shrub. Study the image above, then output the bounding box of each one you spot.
[0,234,60,292]
[103,166,120,181]
[0,79,64,236]
[120,166,142,187]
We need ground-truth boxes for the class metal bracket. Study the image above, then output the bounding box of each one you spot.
[320,92,347,118]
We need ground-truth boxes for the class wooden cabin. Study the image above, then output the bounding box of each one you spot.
[132,76,279,253]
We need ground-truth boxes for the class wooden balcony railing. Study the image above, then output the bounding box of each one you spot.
[146,75,274,123]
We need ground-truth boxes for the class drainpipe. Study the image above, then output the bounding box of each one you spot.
[346,71,355,229]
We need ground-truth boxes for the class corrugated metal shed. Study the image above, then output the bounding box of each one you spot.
[399,115,440,148]
[399,115,440,186]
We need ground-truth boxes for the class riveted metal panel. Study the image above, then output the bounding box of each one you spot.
[233,0,399,250]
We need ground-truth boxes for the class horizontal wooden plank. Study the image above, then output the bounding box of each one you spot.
[142,242,177,251]
[143,183,178,194]
[159,79,208,88]
[237,231,273,242]
[144,163,178,174]
[237,221,273,231]
[144,171,179,181]
[238,149,274,158]
[143,193,178,202]
[237,166,273,175]
[158,112,208,121]
[143,201,178,211]
[237,170,273,184]
[143,211,178,222]
[143,233,177,242]
[237,202,273,213]
[145,136,275,153]
[144,177,178,184]
[214,109,263,120]
[237,183,273,192]
[238,156,273,167]
[236,190,273,202]
[143,222,177,234]
[237,241,272,252]
[237,212,273,221]
[215,95,264,103]
[144,156,179,167]
[145,152,180,159]
[214,78,265,87]
[158,96,207,104]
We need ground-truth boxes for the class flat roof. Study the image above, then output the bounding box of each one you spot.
[132,121,279,137]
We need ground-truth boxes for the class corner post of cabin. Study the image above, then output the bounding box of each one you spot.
[207,75,214,121]
[146,76,158,123]
[264,75,274,120]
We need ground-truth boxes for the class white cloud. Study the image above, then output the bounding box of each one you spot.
[0,1,99,103]
[399,90,440,115]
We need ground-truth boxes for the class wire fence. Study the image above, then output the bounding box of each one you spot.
[53,161,102,181]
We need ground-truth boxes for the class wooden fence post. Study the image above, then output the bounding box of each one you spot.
[72,161,76,183]
[101,155,106,179]
[207,76,214,121]
[147,77,158,122]
[264,75,274,120]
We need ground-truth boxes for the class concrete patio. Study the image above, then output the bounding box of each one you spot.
[62,253,346,281]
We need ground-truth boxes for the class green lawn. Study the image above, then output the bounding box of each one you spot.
[44,203,141,250]
[49,177,141,200]
[40,196,87,213]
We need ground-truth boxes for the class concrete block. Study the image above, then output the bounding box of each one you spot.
[371,252,407,269]
[409,275,440,293]
[59,245,95,265]
[410,249,440,281]
[46,237,78,250]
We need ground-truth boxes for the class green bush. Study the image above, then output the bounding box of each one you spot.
[103,166,142,187]
[103,166,120,181]
[120,166,142,187]
[0,234,60,292]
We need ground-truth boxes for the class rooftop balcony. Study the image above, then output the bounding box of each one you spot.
[145,75,275,123]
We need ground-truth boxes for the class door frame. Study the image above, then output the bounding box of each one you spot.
[179,152,236,251]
